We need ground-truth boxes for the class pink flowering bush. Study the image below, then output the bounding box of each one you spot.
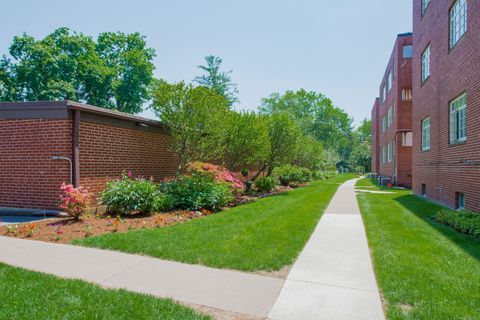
[59,183,91,220]
[187,162,244,189]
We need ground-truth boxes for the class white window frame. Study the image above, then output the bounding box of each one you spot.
[382,116,386,133]
[382,146,386,164]
[457,193,465,210]
[402,132,413,147]
[422,45,430,82]
[450,0,467,49]
[382,85,387,102]
[387,142,392,163]
[388,70,393,92]
[450,93,467,144]
[421,117,431,151]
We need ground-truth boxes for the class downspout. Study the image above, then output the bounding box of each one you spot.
[72,110,81,188]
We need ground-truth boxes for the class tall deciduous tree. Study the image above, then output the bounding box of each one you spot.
[151,81,230,174]
[223,112,270,170]
[0,27,155,114]
[193,55,239,107]
[294,135,325,171]
[260,89,353,162]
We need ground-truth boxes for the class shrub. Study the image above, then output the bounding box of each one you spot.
[272,165,306,186]
[313,170,338,180]
[59,183,91,220]
[161,173,233,211]
[100,173,171,215]
[187,162,244,189]
[255,176,278,192]
[434,209,480,239]
[299,167,312,183]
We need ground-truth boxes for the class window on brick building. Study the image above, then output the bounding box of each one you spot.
[456,192,465,210]
[402,89,412,101]
[388,70,393,92]
[402,132,413,147]
[421,184,426,196]
[382,146,386,164]
[450,0,467,49]
[387,142,392,162]
[387,106,393,128]
[421,45,430,82]
[422,0,431,15]
[382,85,387,102]
[449,94,467,144]
[382,116,386,133]
[421,117,431,151]
[403,45,413,58]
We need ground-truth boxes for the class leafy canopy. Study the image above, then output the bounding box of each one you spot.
[193,55,239,107]
[0,27,155,114]
[151,81,230,174]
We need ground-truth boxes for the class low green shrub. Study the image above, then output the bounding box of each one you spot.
[313,170,338,180]
[434,209,480,239]
[273,165,305,186]
[255,176,278,192]
[299,167,312,183]
[100,174,172,215]
[160,173,233,211]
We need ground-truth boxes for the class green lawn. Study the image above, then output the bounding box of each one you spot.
[0,263,209,320]
[75,174,356,272]
[356,178,480,320]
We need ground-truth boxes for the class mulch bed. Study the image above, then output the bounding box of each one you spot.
[0,186,295,244]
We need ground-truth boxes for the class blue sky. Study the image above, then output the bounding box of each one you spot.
[0,0,412,125]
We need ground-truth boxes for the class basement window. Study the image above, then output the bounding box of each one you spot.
[456,192,465,210]
[421,184,427,196]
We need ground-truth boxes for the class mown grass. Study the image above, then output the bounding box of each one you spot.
[0,263,209,320]
[356,178,480,320]
[75,174,356,272]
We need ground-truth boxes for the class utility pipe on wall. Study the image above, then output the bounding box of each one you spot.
[52,156,73,185]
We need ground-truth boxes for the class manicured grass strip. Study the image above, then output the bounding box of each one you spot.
[76,174,356,272]
[0,263,209,320]
[356,179,480,320]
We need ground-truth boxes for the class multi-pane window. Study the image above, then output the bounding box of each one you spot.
[387,106,393,128]
[422,45,430,82]
[421,117,431,151]
[387,142,392,162]
[456,192,465,210]
[402,89,412,101]
[382,116,386,133]
[388,70,393,92]
[422,0,431,15]
[382,85,387,102]
[382,146,386,164]
[402,132,413,147]
[450,0,467,48]
[450,94,467,143]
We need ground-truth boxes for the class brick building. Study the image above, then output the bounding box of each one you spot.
[0,101,178,210]
[412,0,480,211]
[371,33,413,187]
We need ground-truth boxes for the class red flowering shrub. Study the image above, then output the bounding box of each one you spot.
[187,162,244,189]
[59,183,91,220]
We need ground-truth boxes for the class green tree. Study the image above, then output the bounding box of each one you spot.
[223,112,270,170]
[259,89,353,161]
[355,118,372,144]
[347,119,372,173]
[193,55,239,107]
[294,135,325,171]
[151,81,230,174]
[0,27,155,114]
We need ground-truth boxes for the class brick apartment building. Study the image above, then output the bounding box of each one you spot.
[0,101,178,210]
[371,33,413,187]
[412,0,480,211]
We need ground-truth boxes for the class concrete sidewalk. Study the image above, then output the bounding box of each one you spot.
[0,236,283,318]
[268,178,385,320]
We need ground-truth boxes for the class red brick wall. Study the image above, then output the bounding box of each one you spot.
[79,121,178,204]
[371,99,380,174]
[374,34,413,187]
[412,0,480,211]
[0,117,178,210]
[0,119,72,209]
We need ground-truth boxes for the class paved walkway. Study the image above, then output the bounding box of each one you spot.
[0,236,283,318]
[268,179,385,320]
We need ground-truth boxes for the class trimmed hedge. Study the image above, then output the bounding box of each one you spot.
[434,209,480,239]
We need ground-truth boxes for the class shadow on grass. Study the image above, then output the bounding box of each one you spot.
[395,194,480,262]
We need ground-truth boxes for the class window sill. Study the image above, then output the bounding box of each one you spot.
[421,148,431,153]
[449,140,467,147]
[420,76,430,87]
